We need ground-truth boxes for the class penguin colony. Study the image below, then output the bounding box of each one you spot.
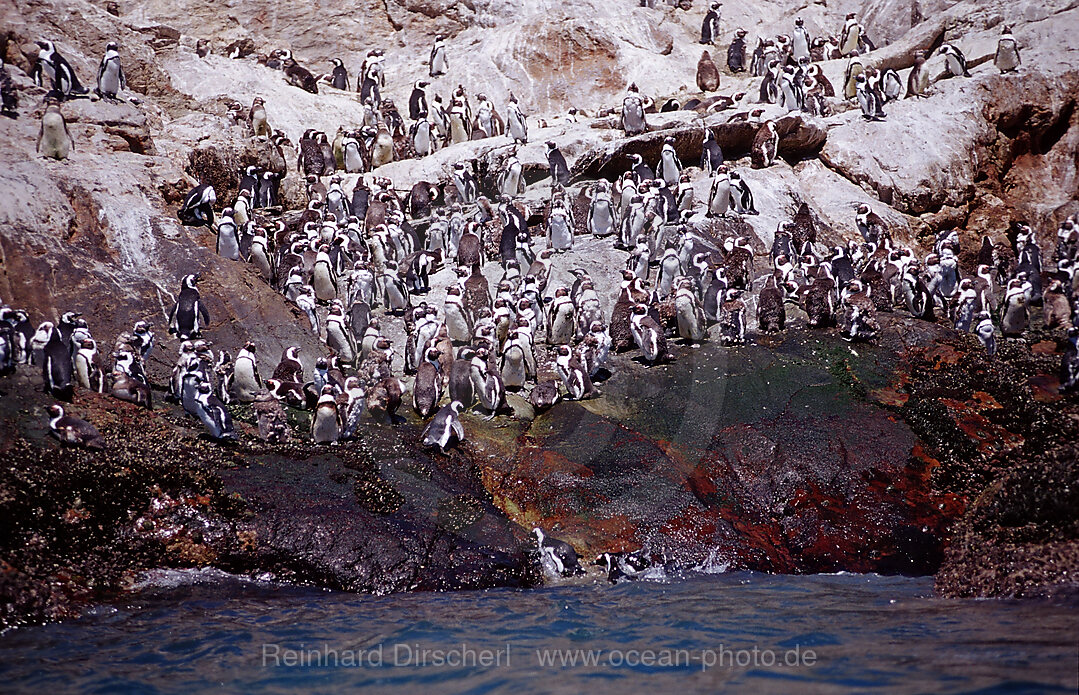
[0,13,1071,579]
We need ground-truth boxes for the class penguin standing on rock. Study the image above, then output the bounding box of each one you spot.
[701,128,724,175]
[751,120,778,168]
[169,274,211,339]
[429,36,448,77]
[42,324,74,400]
[729,171,757,215]
[330,58,349,90]
[700,2,721,45]
[311,386,342,444]
[37,99,74,160]
[621,84,649,136]
[727,29,748,73]
[33,40,88,98]
[95,42,126,100]
[906,51,929,98]
[545,142,571,186]
[409,80,429,120]
[994,26,1021,74]
[856,74,885,120]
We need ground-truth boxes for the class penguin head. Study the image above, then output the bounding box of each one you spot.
[531,527,545,544]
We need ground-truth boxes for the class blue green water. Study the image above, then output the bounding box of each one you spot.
[1,570,1075,694]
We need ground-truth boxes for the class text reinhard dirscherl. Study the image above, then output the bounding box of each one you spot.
[261,643,818,672]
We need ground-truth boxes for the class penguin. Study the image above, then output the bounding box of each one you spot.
[95,42,126,100]
[939,44,971,78]
[674,284,707,344]
[531,527,583,578]
[751,121,778,168]
[506,94,528,144]
[1000,279,1029,337]
[330,58,349,90]
[791,17,811,62]
[0,59,18,119]
[429,36,448,77]
[168,273,211,339]
[700,2,721,45]
[856,74,885,120]
[413,347,443,418]
[839,14,862,57]
[1059,327,1079,394]
[856,204,887,245]
[627,153,655,183]
[408,80,429,120]
[214,210,242,260]
[232,342,263,402]
[36,99,74,160]
[1043,279,1073,330]
[752,271,785,334]
[311,386,342,444]
[178,184,216,227]
[727,29,748,73]
[32,40,88,98]
[338,378,366,441]
[422,401,465,452]
[530,379,561,412]
[701,128,724,175]
[194,379,236,440]
[545,141,571,186]
[325,306,355,365]
[994,26,1021,74]
[696,51,720,92]
[843,56,864,100]
[41,325,73,401]
[907,51,930,98]
[656,137,683,187]
[586,184,617,238]
[880,68,903,102]
[546,288,576,345]
[975,312,997,356]
[47,404,105,450]
[554,345,598,400]
[312,246,338,302]
[621,84,649,136]
[629,304,671,365]
[718,289,747,344]
[729,171,757,215]
[546,203,574,251]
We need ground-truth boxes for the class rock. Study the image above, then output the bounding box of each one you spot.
[186,135,286,204]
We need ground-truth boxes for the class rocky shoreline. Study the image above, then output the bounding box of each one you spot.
[2,309,1076,629]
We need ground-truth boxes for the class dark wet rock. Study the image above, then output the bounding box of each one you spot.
[877,332,1079,598]
[186,136,287,205]
[571,115,826,182]
[0,374,537,629]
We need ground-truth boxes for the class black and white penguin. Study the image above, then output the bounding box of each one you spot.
[330,58,349,90]
[700,2,721,45]
[674,284,707,344]
[554,344,598,400]
[32,40,88,98]
[656,136,683,186]
[701,128,724,175]
[168,274,211,339]
[194,379,236,440]
[531,527,583,578]
[855,74,885,120]
[47,404,105,449]
[629,304,671,365]
[506,94,528,144]
[429,36,448,77]
[545,141,571,186]
[729,171,757,215]
[727,29,747,73]
[1000,278,1029,337]
[311,385,342,444]
[621,84,649,136]
[938,44,971,78]
[178,184,216,227]
[839,13,862,57]
[95,42,126,100]
[42,324,73,400]
[408,80,429,121]
[422,401,465,452]
[994,26,1021,74]
[232,342,263,402]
